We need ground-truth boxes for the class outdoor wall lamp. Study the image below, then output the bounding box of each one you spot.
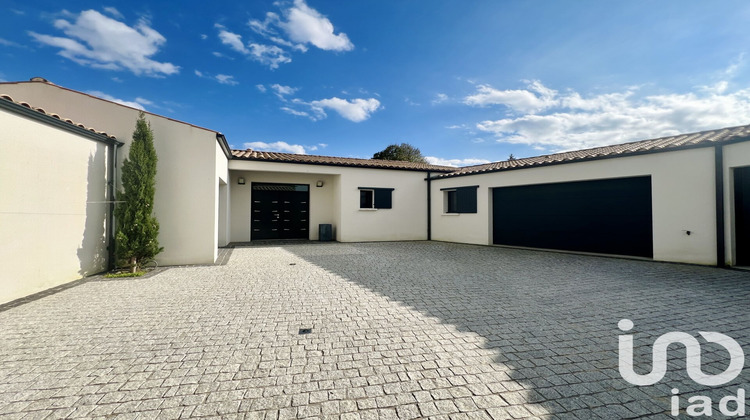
[238,177,245,185]
[316,180,324,187]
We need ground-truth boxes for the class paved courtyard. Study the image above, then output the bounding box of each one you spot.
[1,241,749,420]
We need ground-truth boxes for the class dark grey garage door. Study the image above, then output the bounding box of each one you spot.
[734,166,750,265]
[492,176,653,258]
[251,183,309,240]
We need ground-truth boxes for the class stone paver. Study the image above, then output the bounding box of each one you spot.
[1,241,749,419]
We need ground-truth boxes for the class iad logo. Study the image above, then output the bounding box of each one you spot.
[617,319,746,417]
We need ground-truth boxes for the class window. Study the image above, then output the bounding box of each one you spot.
[358,187,393,209]
[442,186,478,213]
[446,190,459,213]
[360,189,374,208]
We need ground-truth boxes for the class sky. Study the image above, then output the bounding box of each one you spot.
[2,1,750,166]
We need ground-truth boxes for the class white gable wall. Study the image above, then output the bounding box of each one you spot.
[1,82,226,265]
[0,108,110,304]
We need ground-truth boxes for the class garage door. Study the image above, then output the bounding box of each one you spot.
[492,176,653,258]
[734,167,750,265]
[251,183,309,240]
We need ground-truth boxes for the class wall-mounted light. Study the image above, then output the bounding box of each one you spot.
[316,180,324,187]
[238,177,245,185]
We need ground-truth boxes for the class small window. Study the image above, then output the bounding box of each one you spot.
[358,187,393,209]
[446,190,459,213]
[442,186,478,213]
[360,189,374,209]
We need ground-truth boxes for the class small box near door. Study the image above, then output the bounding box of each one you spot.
[319,224,333,242]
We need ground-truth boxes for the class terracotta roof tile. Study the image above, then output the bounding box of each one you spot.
[0,94,117,140]
[436,124,750,178]
[231,149,456,172]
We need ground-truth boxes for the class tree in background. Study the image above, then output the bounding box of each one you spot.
[115,112,163,272]
[372,143,427,163]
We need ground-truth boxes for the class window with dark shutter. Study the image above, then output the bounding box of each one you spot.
[358,187,394,209]
[442,186,478,213]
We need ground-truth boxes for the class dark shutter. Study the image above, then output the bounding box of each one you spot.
[374,188,392,209]
[456,186,478,213]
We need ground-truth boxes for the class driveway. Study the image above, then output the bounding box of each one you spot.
[1,241,748,419]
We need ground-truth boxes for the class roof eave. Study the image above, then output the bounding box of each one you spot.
[230,154,456,173]
[0,96,122,146]
[436,136,750,179]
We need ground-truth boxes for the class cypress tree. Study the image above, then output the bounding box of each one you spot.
[115,112,163,272]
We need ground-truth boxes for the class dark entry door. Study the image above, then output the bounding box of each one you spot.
[492,176,653,258]
[734,167,750,265]
[251,183,309,240]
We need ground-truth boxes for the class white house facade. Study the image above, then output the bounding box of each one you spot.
[2,78,750,305]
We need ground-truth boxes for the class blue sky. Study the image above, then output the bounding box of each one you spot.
[2,1,750,166]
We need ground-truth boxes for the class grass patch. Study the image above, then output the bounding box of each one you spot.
[104,271,146,278]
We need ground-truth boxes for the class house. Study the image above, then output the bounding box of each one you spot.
[2,78,750,305]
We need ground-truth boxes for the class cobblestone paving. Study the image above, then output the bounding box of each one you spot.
[1,241,749,419]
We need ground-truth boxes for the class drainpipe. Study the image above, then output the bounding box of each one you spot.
[107,141,124,271]
[715,144,726,268]
[427,171,432,240]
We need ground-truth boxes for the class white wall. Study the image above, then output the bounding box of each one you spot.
[337,167,428,242]
[431,148,718,265]
[1,82,226,265]
[228,160,430,242]
[229,170,337,242]
[722,141,750,266]
[0,108,110,304]
[216,143,229,249]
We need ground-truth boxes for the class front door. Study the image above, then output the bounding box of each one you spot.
[251,183,309,240]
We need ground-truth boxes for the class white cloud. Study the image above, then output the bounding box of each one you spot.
[279,0,353,51]
[281,107,312,119]
[270,84,298,98]
[248,12,281,37]
[310,97,381,122]
[248,43,291,69]
[256,84,267,93]
[29,10,178,76]
[464,81,557,113]
[724,53,745,79]
[425,157,491,167]
[219,0,351,70]
[216,25,249,54]
[432,93,448,105]
[467,79,750,151]
[102,7,123,19]
[195,69,239,85]
[134,97,153,105]
[0,38,22,47]
[244,141,307,154]
[86,90,149,110]
[216,74,238,85]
